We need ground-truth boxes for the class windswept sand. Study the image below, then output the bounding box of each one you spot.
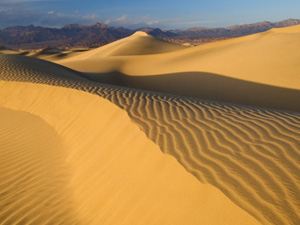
[54,26,300,111]
[1,53,300,224]
[0,80,261,225]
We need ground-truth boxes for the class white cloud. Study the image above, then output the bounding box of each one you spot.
[115,14,128,22]
[0,0,161,30]
[179,20,216,25]
[81,13,99,21]
[147,20,159,26]
[104,14,160,28]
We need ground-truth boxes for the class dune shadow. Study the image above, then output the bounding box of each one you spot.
[84,71,300,112]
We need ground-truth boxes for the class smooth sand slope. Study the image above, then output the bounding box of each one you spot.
[1,54,300,224]
[58,31,188,60]
[55,25,300,111]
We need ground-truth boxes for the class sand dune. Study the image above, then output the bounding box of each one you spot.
[58,25,300,90]
[0,81,259,225]
[0,47,19,55]
[1,54,300,224]
[0,106,77,224]
[82,70,300,112]
[55,25,300,111]
[58,31,188,61]
[28,48,90,61]
[0,54,86,82]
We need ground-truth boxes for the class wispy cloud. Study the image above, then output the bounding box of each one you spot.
[82,13,100,21]
[0,0,204,29]
[0,0,102,29]
[156,19,218,29]
[147,20,159,26]
[105,14,160,28]
[173,20,217,26]
[115,14,128,22]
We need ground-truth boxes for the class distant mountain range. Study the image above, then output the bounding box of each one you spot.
[1,19,299,49]
[170,18,300,37]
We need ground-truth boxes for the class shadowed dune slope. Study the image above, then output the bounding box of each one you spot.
[56,25,300,111]
[1,54,300,225]
[0,81,259,225]
[83,71,300,112]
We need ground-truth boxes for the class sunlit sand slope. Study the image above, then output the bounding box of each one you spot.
[60,31,187,61]
[1,54,300,224]
[0,106,77,224]
[57,25,300,111]
[0,82,260,225]
[0,50,18,55]
[59,25,300,89]
[0,57,259,224]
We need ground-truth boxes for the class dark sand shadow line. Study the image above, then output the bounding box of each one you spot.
[83,71,300,112]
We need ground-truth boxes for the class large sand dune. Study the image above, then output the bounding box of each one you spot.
[55,25,300,111]
[0,59,260,224]
[1,54,300,224]
[1,81,260,225]
[59,31,188,60]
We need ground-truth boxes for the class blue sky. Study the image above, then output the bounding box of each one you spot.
[0,0,300,29]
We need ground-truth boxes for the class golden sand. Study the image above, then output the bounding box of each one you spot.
[55,25,300,111]
[1,25,300,225]
[0,81,259,224]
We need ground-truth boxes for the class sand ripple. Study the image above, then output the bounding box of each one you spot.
[1,54,300,224]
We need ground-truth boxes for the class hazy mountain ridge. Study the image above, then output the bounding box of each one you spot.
[1,19,299,49]
[0,23,134,49]
[174,19,300,37]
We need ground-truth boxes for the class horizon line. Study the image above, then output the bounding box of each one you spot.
[1,18,299,31]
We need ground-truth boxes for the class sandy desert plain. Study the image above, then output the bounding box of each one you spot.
[0,24,300,225]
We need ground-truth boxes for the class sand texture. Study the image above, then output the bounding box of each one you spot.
[1,25,300,225]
